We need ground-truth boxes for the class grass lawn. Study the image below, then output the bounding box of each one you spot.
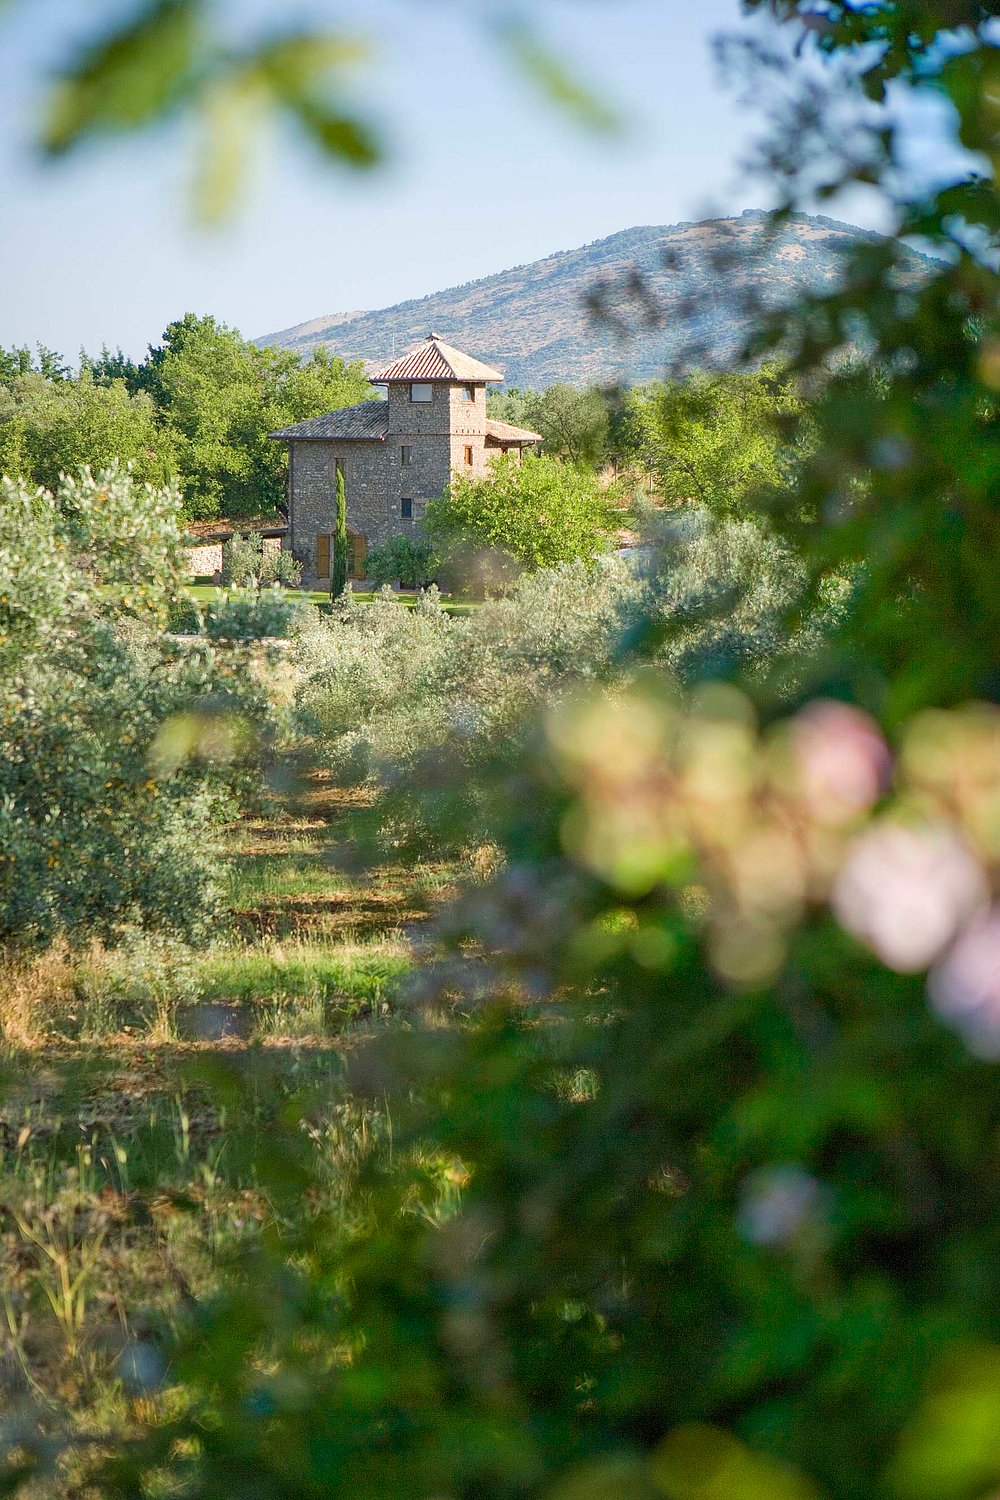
[0,775,462,1479]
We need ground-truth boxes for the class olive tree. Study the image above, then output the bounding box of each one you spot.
[0,465,273,950]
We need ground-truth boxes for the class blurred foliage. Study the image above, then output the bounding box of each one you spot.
[2,0,617,221]
[41,0,378,221]
[5,2,1000,1498]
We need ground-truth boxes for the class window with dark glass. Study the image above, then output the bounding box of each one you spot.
[401,498,413,519]
[401,445,412,467]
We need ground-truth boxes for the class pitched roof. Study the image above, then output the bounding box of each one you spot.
[485,417,543,445]
[370,335,504,385]
[184,516,288,544]
[269,401,389,442]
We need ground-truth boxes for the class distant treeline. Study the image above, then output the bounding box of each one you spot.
[0,314,373,520]
[0,317,804,521]
[490,365,805,513]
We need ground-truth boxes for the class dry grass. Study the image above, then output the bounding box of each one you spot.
[0,946,77,1051]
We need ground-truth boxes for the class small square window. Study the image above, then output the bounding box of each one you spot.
[410,383,433,403]
[401,445,412,467]
[464,445,474,467]
[459,384,475,402]
[401,498,413,519]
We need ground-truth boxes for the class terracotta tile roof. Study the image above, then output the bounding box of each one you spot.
[184,516,288,544]
[269,401,389,441]
[485,417,543,445]
[370,335,503,385]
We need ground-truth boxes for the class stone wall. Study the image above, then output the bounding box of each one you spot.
[187,542,223,577]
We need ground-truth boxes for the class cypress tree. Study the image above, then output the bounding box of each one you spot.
[331,466,349,598]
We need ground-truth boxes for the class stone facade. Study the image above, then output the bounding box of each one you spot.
[286,438,395,575]
[271,336,541,584]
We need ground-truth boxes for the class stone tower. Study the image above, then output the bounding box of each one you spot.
[271,334,542,583]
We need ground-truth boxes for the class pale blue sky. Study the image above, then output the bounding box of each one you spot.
[0,0,884,359]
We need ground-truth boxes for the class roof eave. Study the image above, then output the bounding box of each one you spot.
[269,432,386,442]
[370,374,503,386]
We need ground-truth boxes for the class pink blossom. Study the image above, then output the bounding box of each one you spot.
[792,700,892,822]
[737,1166,828,1248]
[833,822,987,972]
[929,908,1000,1059]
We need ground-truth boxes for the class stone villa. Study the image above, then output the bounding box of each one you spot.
[270,335,542,582]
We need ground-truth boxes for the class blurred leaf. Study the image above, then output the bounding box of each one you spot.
[193,76,259,225]
[941,45,1000,177]
[288,98,380,169]
[546,1454,658,1499]
[500,21,621,133]
[888,1347,1000,1500]
[191,29,379,219]
[44,0,199,155]
[651,1424,822,1500]
[252,31,370,91]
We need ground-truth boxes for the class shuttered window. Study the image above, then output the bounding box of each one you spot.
[349,533,367,579]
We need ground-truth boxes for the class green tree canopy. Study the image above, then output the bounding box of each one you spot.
[0,343,70,382]
[0,316,374,519]
[145,313,374,519]
[0,369,173,491]
[489,384,613,468]
[625,365,805,512]
[425,452,615,573]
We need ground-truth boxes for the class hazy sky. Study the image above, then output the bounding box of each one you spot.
[0,0,880,359]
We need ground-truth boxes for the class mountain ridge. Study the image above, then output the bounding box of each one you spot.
[258,212,933,387]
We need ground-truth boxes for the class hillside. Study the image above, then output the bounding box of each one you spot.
[258,211,933,388]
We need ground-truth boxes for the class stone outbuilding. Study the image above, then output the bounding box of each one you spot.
[184,517,288,580]
[270,335,542,584]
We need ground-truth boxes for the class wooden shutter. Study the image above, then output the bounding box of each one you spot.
[349,533,367,579]
[316,534,330,579]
